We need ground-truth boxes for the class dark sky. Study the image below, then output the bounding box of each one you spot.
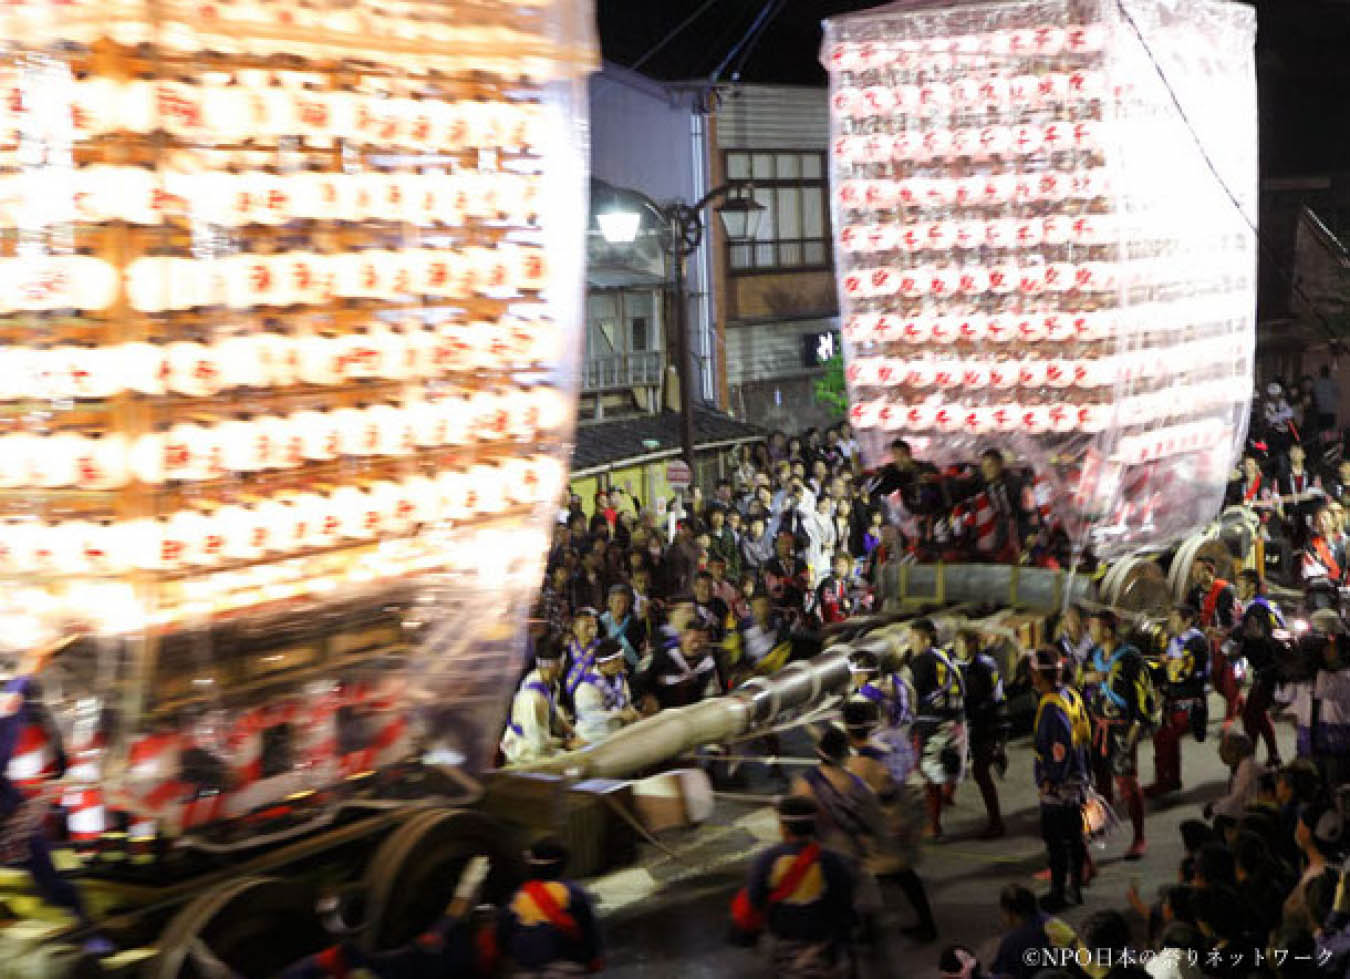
[596,0,1350,176]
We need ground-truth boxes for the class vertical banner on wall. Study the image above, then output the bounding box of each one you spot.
[823,0,1257,556]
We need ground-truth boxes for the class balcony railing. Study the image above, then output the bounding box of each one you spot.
[582,351,665,392]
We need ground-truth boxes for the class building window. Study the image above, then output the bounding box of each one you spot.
[584,288,666,391]
[724,150,830,273]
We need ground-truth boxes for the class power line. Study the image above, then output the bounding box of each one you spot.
[727,0,788,82]
[629,0,724,73]
[710,0,781,83]
[1113,0,1345,349]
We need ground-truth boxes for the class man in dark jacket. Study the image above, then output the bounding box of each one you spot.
[955,628,1010,839]
[764,531,810,617]
[990,884,1083,979]
[499,838,604,976]
[1147,604,1209,798]
[1085,610,1151,861]
[569,540,609,614]
[1031,648,1091,911]
[1233,570,1285,767]
[647,621,719,710]
[909,618,967,840]
[732,795,856,977]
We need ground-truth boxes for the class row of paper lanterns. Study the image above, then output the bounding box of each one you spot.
[0,166,542,229]
[0,321,561,400]
[0,246,549,313]
[840,256,1250,299]
[846,348,1249,391]
[6,76,554,150]
[8,0,560,73]
[843,302,1250,346]
[0,456,564,576]
[0,386,570,488]
[826,25,1108,71]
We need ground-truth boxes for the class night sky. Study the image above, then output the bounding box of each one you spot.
[596,0,1350,177]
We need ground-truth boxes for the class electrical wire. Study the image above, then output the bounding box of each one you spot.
[629,0,724,73]
[727,0,788,83]
[710,0,781,83]
[1113,0,1346,349]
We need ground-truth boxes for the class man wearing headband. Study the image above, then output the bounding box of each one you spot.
[848,648,917,785]
[842,701,937,943]
[499,837,603,976]
[1030,648,1091,911]
[908,619,968,840]
[1085,610,1150,861]
[732,795,856,976]
[1185,556,1243,724]
[1147,604,1210,799]
[563,609,601,690]
[570,639,639,746]
[501,638,576,765]
[791,725,887,942]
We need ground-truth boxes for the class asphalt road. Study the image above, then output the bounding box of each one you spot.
[588,694,1296,979]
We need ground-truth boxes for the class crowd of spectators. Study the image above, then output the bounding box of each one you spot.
[1228,371,1350,598]
[514,418,1076,760]
[510,422,883,760]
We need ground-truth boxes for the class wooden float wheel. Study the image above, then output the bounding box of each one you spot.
[152,876,326,979]
[359,808,522,954]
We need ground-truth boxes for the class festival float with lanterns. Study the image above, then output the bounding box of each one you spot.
[828,0,1257,569]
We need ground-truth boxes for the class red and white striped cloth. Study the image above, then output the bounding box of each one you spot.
[111,680,416,836]
[61,725,107,843]
[7,723,59,793]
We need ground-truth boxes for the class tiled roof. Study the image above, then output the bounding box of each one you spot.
[571,408,765,473]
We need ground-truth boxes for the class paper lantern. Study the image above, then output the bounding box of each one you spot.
[295,333,345,386]
[165,341,222,398]
[73,433,130,490]
[0,433,35,487]
[34,432,82,488]
[215,504,267,561]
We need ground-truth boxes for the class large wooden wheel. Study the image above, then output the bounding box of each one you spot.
[359,808,522,953]
[152,876,327,979]
[1167,533,1210,604]
[1101,555,1170,613]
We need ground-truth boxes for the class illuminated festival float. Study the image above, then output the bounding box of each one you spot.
[826,0,1257,559]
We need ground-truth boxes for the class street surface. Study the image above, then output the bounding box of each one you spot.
[586,694,1296,978]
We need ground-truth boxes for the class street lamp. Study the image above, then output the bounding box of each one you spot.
[592,181,764,476]
[596,209,642,246]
